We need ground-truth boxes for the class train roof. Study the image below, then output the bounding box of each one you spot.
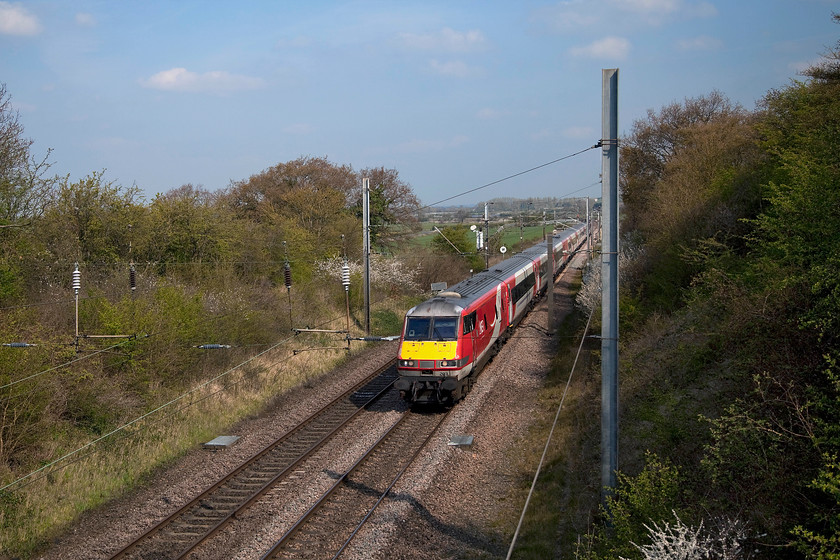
[405,223,587,316]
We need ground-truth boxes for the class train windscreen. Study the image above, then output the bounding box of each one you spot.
[404,316,458,341]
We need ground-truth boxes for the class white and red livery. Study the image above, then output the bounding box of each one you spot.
[395,223,588,405]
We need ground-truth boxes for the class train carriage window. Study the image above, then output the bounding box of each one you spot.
[511,272,536,301]
[463,311,476,335]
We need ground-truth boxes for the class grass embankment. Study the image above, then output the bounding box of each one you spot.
[501,273,603,559]
[1,301,410,559]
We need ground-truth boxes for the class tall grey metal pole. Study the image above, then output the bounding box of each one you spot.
[362,178,371,335]
[586,197,591,259]
[484,202,490,270]
[546,235,554,332]
[601,68,619,501]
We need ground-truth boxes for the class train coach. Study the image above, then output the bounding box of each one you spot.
[394,223,587,406]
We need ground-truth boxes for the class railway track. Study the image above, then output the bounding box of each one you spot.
[109,359,398,560]
[261,408,448,559]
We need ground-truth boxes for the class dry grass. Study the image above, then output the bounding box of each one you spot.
[0,335,352,559]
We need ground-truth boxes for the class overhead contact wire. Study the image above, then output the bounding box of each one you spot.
[421,144,600,211]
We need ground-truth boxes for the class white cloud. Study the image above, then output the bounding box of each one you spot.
[563,126,596,139]
[428,59,484,78]
[569,37,630,60]
[140,68,264,94]
[476,108,505,120]
[75,13,97,27]
[398,27,487,53]
[395,135,469,154]
[0,2,42,36]
[537,0,715,31]
[677,35,722,51]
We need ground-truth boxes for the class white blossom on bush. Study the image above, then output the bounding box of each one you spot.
[621,511,746,560]
[575,240,644,315]
[314,255,421,293]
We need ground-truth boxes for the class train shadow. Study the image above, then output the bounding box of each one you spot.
[323,469,505,556]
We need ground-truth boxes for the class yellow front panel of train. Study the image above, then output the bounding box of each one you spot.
[400,341,458,361]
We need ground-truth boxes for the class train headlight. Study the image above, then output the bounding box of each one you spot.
[399,359,416,367]
[439,360,458,368]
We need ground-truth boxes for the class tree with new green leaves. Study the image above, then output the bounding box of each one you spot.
[224,155,358,221]
[620,90,747,235]
[749,17,840,557]
[39,172,143,266]
[430,224,484,272]
[0,84,59,303]
[142,184,233,265]
[223,156,362,268]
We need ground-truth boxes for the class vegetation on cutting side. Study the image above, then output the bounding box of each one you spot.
[521,14,840,560]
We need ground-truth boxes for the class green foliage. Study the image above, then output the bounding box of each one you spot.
[794,454,840,559]
[40,172,143,266]
[619,91,761,313]
[586,453,683,560]
[0,260,22,301]
[370,309,402,337]
[429,224,484,272]
[583,20,840,559]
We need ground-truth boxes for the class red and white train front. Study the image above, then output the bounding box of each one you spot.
[395,222,588,406]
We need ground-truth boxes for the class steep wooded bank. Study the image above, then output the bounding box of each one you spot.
[571,17,840,560]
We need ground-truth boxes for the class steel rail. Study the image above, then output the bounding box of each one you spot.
[109,358,397,560]
[261,408,448,559]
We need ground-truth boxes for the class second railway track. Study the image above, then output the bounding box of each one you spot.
[261,408,449,559]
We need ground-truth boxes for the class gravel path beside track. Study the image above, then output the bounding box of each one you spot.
[37,258,584,560]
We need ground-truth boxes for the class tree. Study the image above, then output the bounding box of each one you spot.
[39,172,142,265]
[141,184,234,266]
[620,91,745,234]
[355,166,420,252]
[430,224,483,272]
[618,92,760,310]
[225,155,357,221]
[801,12,840,83]
[0,83,56,226]
[0,84,58,302]
[223,156,361,267]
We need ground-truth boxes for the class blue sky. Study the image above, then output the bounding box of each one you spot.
[1,1,838,207]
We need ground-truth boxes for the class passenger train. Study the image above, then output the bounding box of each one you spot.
[395,222,588,406]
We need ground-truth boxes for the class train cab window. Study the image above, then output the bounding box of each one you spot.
[463,311,476,335]
[405,317,431,340]
[432,317,458,341]
[405,316,458,341]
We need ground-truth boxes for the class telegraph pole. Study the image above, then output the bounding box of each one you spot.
[601,68,619,501]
